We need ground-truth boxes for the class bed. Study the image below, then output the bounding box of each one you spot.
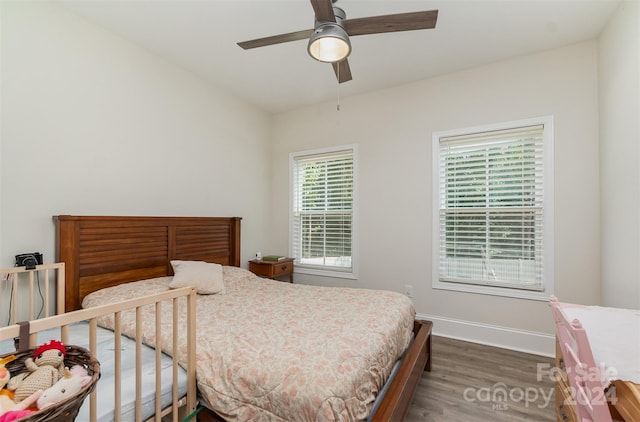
[55,215,433,421]
[0,262,198,422]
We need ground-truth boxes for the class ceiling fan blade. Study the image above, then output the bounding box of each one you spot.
[238,29,314,50]
[332,60,352,83]
[344,10,438,36]
[310,0,336,22]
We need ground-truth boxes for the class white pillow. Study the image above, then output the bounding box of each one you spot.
[169,260,225,295]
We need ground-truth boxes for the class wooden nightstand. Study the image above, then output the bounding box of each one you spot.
[249,258,294,283]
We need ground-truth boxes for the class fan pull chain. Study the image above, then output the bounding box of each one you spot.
[336,64,341,112]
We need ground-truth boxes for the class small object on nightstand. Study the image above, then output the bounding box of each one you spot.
[249,257,294,283]
[261,255,286,261]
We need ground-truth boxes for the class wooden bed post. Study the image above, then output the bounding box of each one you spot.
[230,217,241,267]
[55,215,80,313]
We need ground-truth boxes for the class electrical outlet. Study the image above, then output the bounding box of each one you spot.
[404,284,413,298]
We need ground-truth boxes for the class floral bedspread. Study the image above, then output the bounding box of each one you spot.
[82,266,415,421]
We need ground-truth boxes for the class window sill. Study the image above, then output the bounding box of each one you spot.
[294,266,357,280]
[432,279,552,301]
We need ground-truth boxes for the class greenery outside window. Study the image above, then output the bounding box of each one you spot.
[290,145,357,279]
[432,117,554,300]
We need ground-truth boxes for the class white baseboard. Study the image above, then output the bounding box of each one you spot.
[417,312,555,357]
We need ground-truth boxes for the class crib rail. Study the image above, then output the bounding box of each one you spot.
[0,286,198,422]
[0,263,65,326]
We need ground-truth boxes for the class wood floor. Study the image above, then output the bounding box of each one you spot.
[405,336,556,422]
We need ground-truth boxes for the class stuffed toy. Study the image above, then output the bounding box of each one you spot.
[7,340,66,402]
[0,409,36,422]
[37,365,91,410]
[0,391,41,420]
[0,355,16,388]
[0,355,20,412]
[1,355,41,421]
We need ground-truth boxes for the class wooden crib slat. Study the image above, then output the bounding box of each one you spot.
[11,276,18,324]
[115,311,123,422]
[172,297,179,422]
[136,307,142,422]
[56,263,65,315]
[89,318,98,422]
[44,269,50,317]
[186,291,197,416]
[28,271,34,319]
[155,301,162,421]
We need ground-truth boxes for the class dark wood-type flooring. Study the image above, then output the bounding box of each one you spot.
[405,336,556,421]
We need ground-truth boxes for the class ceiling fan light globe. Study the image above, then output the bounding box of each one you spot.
[307,24,351,63]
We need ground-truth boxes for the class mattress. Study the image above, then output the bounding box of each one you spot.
[82,266,415,421]
[0,322,187,422]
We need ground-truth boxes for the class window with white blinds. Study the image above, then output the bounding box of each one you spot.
[290,145,356,277]
[432,117,554,300]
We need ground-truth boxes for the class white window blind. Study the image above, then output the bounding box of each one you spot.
[291,147,354,273]
[436,124,547,291]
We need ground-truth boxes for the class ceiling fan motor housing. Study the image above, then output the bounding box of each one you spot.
[309,7,351,63]
[316,6,346,26]
[311,6,347,38]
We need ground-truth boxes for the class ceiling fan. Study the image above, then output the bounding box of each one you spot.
[237,0,438,83]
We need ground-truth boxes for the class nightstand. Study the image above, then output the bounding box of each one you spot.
[249,258,294,283]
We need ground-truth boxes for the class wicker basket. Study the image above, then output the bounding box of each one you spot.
[2,344,100,422]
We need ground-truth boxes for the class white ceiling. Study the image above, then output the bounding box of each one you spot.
[58,0,621,114]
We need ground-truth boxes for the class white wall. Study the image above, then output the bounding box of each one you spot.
[2,0,630,356]
[272,41,601,354]
[599,1,640,309]
[0,1,272,268]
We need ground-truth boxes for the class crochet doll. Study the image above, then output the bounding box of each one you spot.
[7,340,66,403]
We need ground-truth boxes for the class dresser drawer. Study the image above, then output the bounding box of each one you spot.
[273,261,293,277]
[248,258,295,283]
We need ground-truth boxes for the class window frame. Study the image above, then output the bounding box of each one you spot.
[289,144,358,280]
[431,117,554,300]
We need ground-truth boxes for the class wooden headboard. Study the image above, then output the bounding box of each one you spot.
[54,215,241,311]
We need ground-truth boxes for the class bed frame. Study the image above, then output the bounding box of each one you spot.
[54,215,432,422]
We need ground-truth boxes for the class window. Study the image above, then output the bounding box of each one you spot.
[432,117,554,300]
[290,145,356,279]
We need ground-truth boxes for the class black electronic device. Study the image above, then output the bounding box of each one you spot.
[15,252,43,270]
